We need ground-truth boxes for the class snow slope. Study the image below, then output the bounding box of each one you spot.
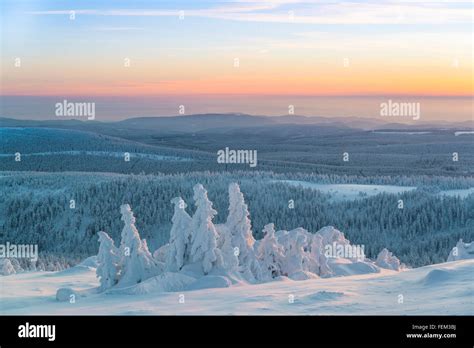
[1,259,472,315]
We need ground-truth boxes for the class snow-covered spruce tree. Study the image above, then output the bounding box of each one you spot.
[117,204,159,286]
[281,231,310,276]
[225,183,262,280]
[166,197,192,272]
[0,259,16,276]
[257,223,285,280]
[189,184,223,274]
[375,248,401,271]
[447,239,474,262]
[309,233,332,277]
[218,225,239,272]
[96,231,120,291]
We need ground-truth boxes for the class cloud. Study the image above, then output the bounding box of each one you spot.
[26,1,472,24]
[91,27,145,31]
[266,30,472,53]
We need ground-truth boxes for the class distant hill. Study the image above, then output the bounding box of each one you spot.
[1,113,472,135]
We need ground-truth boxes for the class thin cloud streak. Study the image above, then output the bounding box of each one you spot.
[26,1,472,24]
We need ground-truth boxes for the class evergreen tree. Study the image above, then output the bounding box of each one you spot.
[309,233,332,276]
[226,183,262,280]
[190,184,223,274]
[218,225,239,272]
[257,223,285,280]
[96,231,120,291]
[117,204,159,286]
[166,197,192,272]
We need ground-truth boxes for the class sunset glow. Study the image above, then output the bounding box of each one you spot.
[1,0,472,97]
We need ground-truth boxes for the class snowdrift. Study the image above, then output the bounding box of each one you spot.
[107,272,197,295]
[2,259,473,315]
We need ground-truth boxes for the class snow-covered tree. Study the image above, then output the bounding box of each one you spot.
[166,197,192,272]
[257,223,285,280]
[189,184,223,274]
[280,229,310,276]
[218,225,239,272]
[96,231,120,291]
[309,233,332,277]
[225,183,262,280]
[0,259,16,276]
[154,243,170,264]
[375,248,401,270]
[117,204,159,286]
[447,239,474,262]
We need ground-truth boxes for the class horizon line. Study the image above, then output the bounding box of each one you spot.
[1,94,473,98]
[1,113,472,124]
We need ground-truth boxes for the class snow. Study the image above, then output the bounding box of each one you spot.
[327,258,380,276]
[0,259,17,276]
[376,248,402,271]
[166,197,192,272]
[85,187,387,291]
[0,151,190,161]
[106,272,197,295]
[189,184,222,274]
[447,239,474,262]
[46,264,94,277]
[438,188,474,199]
[116,204,161,287]
[278,181,416,202]
[185,275,232,291]
[372,131,432,135]
[2,182,470,315]
[306,291,344,301]
[225,183,261,280]
[1,260,472,315]
[454,131,474,136]
[421,269,455,286]
[78,256,98,268]
[280,182,472,200]
[257,223,286,280]
[55,288,79,302]
[96,231,120,290]
[288,271,319,281]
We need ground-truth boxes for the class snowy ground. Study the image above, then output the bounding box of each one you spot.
[278,180,473,201]
[438,188,474,199]
[1,260,472,315]
[278,181,416,202]
[372,131,433,135]
[0,151,190,161]
[454,131,474,136]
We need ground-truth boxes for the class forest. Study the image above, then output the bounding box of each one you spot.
[1,171,472,270]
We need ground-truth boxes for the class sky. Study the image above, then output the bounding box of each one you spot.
[1,0,472,96]
[0,1,472,121]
